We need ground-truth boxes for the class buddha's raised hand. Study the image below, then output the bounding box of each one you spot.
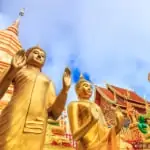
[62,67,71,92]
[11,49,26,71]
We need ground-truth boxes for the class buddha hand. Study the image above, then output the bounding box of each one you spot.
[62,67,71,92]
[115,106,124,133]
[11,49,26,71]
[90,103,99,122]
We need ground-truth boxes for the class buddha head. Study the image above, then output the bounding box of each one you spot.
[75,74,93,99]
[26,45,46,69]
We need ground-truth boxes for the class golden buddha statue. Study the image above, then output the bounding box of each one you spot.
[0,46,71,150]
[67,75,124,150]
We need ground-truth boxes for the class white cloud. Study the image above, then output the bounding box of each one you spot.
[1,0,150,102]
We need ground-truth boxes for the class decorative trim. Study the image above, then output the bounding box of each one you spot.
[111,105,126,113]
[106,84,145,104]
[0,42,19,54]
[0,32,22,47]
[129,102,146,109]
[0,47,14,56]
[0,40,19,52]
[96,87,117,104]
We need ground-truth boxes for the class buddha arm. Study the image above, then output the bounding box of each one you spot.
[115,109,124,134]
[67,102,97,141]
[0,67,17,99]
[47,81,68,120]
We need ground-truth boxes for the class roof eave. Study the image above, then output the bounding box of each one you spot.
[106,84,145,105]
[96,87,117,104]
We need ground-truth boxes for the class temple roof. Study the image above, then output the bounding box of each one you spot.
[106,84,145,104]
[95,84,149,111]
[96,87,126,108]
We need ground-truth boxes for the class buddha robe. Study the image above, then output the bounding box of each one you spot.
[0,67,55,150]
[68,101,118,150]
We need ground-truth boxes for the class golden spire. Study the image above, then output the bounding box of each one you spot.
[7,8,25,35]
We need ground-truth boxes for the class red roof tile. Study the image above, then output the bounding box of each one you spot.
[96,87,126,107]
[108,85,145,104]
[117,97,126,107]
[97,87,114,100]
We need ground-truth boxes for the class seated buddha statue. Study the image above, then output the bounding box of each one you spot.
[67,75,124,150]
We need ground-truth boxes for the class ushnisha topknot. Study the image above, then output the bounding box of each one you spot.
[75,74,90,94]
[26,45,46,57]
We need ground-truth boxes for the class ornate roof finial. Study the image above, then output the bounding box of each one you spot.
[126,89,130,99]
[19,8,25,17]
[144,98,149,114]
[113,92,117,103]
[144,95,148,106]
[7,8,25,35]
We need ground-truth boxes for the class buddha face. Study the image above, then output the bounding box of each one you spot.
[27,48,46,68]
[77,81,93,99]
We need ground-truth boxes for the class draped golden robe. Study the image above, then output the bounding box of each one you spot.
[68,101,118,150]
[0,67,54,150]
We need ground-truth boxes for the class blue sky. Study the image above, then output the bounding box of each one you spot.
[1,0,150,103]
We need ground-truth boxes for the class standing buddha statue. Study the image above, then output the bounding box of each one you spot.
[67,75,124,150]
[0,46,71,150]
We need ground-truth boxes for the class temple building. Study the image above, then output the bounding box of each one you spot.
[0,10,23,113]
[44,109,76,150]
[95,83,148,126]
